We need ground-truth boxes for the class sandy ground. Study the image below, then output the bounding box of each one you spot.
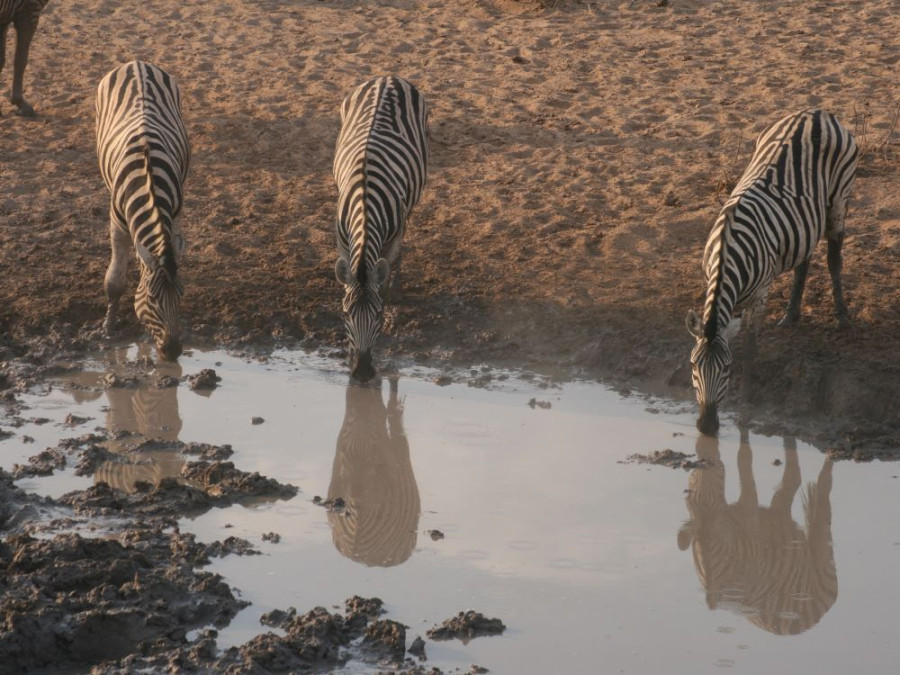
[2,0,900,450]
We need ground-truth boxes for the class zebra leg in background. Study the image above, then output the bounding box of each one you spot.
[103,222,131,335]
[827,231,849,328]
[10,11,41,117]
[778,258,811,327]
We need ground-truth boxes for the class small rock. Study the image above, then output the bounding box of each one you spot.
[429,529,445,541]
[262,532,281,543]
[64,414,92,426]
[408,635,427,659]
[251,416,265,425]
[773,458,783,466]
[188,369,221,391]
[527,398,552,410]
[427,611,506,644]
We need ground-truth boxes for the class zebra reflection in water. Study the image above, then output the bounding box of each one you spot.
[678,430,837,635]
[327,378,420,567]
[75,345,184,492]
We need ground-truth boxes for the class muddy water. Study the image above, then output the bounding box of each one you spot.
[4,344,900,674]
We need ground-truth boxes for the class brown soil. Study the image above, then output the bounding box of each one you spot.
[2,1,900,452]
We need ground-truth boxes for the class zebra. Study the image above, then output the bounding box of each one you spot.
[333,76,429,382]
[96,61,190,361]
[0,0,49,116]
[327,378,420,566]
[678,432,837,635]
[686,109,858,435]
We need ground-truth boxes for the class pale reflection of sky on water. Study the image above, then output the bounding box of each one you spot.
[4,345,899,674]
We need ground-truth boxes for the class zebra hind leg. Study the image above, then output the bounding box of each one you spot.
[104,223,131,336]
[777,258,811,327]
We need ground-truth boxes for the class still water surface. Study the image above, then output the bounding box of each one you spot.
[4,345,899,674]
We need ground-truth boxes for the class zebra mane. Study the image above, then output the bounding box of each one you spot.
[702,205,737,341]
[355,154,370,286]
[141,141,177,279]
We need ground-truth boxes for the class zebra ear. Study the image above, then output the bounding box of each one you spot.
[335,256,351,285]
[374,258,390,287]
[685,310,704,339]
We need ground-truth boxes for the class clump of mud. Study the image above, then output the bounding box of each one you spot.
[624,449,710,470]
[427,610,507,643]
[98,596,412,673]
[0,467,249,673]
[187,368,221,391]
[0,434,300,675]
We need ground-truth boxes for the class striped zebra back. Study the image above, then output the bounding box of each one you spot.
[333,76,429,280]
[327,380,420,567]
[701,109,858,336]
[679,435,837,635]
[96,60,190,264]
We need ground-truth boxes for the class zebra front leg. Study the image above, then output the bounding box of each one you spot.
[388,250,403,295]
[104,223,131,335]
[11,12,40,117]
[777,258,810,327]
[827,231,849,328]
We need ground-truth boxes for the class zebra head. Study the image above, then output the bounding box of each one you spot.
[686,309,734,436]
[135,250,184,362]
[335,255,390,382]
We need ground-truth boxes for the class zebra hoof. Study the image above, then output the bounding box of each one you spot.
[13,102,36,118]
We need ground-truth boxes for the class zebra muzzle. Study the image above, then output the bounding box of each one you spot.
[697,404,720,436]
[158,334,183,362]
[350,351,376,383]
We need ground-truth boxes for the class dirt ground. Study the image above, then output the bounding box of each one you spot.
[2,1,900,445]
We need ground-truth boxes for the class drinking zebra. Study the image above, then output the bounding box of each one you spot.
[96,61,190,361]
[686,109,858,434]
[0,0,49,116]
[333,76,429,382]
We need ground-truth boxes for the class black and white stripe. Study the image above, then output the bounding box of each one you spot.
[678,433,837,636]
[686,109,858,434]
[0,0,49,116]
[96,60,190,361]
[333,76,429,382]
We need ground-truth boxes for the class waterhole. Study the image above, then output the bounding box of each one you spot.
[3,344,899,673]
